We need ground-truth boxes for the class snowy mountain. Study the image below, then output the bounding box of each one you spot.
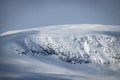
[0,24,120,80]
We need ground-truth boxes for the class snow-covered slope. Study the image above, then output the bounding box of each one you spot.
[0,24,120,80]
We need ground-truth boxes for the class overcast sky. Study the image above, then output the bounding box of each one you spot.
[0,0,120,33]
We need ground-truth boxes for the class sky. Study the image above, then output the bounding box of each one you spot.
[0,0,120,33]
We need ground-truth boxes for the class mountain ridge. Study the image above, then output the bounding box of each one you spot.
[1,24,120,66]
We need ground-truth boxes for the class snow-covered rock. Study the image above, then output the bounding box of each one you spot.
[0,24,120,80]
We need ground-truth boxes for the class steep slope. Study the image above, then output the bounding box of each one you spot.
[7,33,120,65]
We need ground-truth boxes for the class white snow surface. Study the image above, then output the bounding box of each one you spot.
[0,24,120,80]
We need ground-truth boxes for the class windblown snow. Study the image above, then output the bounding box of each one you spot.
[0,24,120,80]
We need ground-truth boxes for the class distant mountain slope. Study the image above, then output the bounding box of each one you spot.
[1,24,120,80]
[0,24,120,65]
